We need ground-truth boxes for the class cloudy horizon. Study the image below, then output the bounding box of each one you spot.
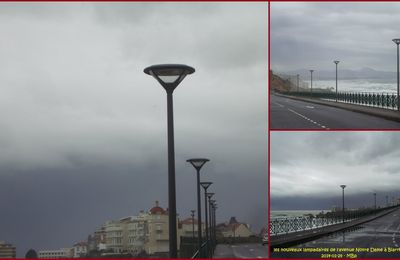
[0,2,267,256]
[271,132,400,211]
[271,2,400,73]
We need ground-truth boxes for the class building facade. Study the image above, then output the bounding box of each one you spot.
[218,217,254,238]
[38,248,73,258]
[99,201,181,256]
[0,241,16,258]
[72,242,87,258]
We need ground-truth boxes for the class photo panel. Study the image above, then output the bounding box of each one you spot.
[269,131,400,258]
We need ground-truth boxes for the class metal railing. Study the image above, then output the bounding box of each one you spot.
[284,91,399,110]
[191,240,215,258]
[270,205,399,236]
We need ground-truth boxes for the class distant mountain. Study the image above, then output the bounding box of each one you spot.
[281,67,396,80]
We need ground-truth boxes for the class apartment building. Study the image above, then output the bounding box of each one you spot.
[0,241,16,258]
[100,201,182,256]
[38,248,73,258]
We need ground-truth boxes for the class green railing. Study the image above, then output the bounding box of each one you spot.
[270,205,399,236]
[191,240,216,258]
[284,91,399,110]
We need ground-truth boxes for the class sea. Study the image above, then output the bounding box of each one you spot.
[270,210,330,220]
[302,78,397,93]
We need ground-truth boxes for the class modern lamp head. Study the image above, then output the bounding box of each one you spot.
[334,60,340,64]
[187,158,210,171]
[200,181,213,190]
[340,185,346,189]
[393,39,400,45]
[144,64,195,92]
[206,192,215,199]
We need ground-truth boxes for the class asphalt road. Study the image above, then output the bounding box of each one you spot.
[213,243,268,258]
[270,94,400,129]
[271,208,400,258]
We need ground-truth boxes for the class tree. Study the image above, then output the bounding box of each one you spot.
[25,249,38,258]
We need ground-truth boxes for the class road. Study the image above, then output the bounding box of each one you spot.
[271,208,400,258]
[270,94,400,129]
[213,243,268,258]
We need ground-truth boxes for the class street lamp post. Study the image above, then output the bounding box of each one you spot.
[340,185,346,223]
[393,39,400,111]
[187,158,210,256]
[310,70,314,96]
[144,64,195,258]
[200,182,212,257]
[297,74,300,93]
[374,192,377,211]
[212,203,217,245]
[334,61,340,102]
[206,193,214,245]
[191,210,195,240]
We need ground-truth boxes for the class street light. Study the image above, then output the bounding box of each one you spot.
[297,74,300,93]
[206,192,214,244]
[144,64,195,258]
[187,158,210,256]
[340,185,346,223]
[200,181,212,254]
[191,210,195,240]
[211,202,217,246]
[191,209,196,254]
[393,39,400,111]
[334,61,340,102]
[310,70,314,96]
[374,192,377,210]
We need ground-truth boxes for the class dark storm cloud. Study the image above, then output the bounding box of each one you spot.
[271,132,400,210]
[0,2,267,256]
[271,2,400,71]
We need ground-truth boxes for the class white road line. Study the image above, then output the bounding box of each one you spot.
[391,222,400,247]
[272,101,285,108]
[287,108,328,129]
[306,106,315,109]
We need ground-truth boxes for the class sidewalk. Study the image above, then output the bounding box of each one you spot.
[276,93,400,123]
[270,207,399,248]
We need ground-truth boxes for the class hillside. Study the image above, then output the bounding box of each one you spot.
[270,70,296,92]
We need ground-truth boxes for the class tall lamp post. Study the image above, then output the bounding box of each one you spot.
[310,70,314,96]
[340,185,346,223]
[374,192,377,211]
[212,202,217,245]
[297,74,300,93]
[393,39,400,111]
[200,182,212,256]
[206,193,215,245]
[144,64,195,258]
[334,61,340,102]
[187,158,210,256]
[191,210,195,240]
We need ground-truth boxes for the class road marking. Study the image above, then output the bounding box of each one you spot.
[249,249,254,251]
[287,108,329,129]
[391,222,400,247]
[306,106,315,109]
[272,102,285,108]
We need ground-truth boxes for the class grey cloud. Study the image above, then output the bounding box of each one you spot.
[0,3,267,256]
[271,132,400,201]
[271,2,400,72]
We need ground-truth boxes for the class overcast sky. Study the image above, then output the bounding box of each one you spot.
[271,2,400,72]
[271,132,400,211]
[0,3,267,256]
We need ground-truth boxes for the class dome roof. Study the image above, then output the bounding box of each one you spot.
[149,201,166,215]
